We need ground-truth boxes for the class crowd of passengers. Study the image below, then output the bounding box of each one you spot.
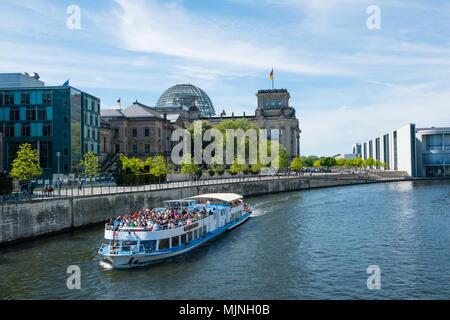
[108,206,213,231]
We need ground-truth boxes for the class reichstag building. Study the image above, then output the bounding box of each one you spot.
[100,84,301,166]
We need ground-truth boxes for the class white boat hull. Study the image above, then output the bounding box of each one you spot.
[100,211,252,269]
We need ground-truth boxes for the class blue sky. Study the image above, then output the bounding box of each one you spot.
[1,0,449,156]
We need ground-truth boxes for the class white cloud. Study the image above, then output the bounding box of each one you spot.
[110,0,348,76]
[300,84,450,156]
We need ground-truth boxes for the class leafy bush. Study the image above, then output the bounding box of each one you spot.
[0,175,13,194]
[116,173,166,186]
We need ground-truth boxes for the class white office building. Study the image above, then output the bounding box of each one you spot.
[355,123,450,178]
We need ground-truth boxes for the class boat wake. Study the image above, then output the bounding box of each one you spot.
[99,260,113,270]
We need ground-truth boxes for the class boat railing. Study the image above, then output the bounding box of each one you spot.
[99,243,151,255]
[105,213,211,233]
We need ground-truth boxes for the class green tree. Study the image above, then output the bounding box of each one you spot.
[80,151,101,189]
[290,157,304,171]
[230,156,248,174]
[353,157,364,168]
[250,162,262,174]
[10,143,43,185]
[149,155,167,183]
[320,157,337,169]
[364,157,375,168]
[167,163,175,173]
[211,156,225,174]
[180,154,200,176]
[344,159,354,168]
[336,158,346,167]
[302,156,316,167]
[120,155,143,174]
[313,159,321,168]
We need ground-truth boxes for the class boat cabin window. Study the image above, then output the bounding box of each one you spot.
[194,229,198,239]
[172,236,179,247]
[202,226,207,237]
[187,231,192,242]
[180,233,187,245]
[158,238,170,250]
[142,240,156,250]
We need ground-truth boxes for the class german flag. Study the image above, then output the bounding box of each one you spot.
[117,98,121,106]
[270,69,273,81]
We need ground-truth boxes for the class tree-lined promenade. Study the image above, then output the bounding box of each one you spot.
[290,155,386,172]
[3,119,388,201]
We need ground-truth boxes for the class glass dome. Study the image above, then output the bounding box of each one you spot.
[156,84,216,116]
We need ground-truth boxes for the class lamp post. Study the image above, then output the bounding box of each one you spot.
[56,152,61,175]
[56,152,61,195]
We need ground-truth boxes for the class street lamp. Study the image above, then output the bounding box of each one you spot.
[56,152,61,175]
[56,152,61,195]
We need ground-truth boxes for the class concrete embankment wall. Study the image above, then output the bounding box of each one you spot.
[0,176,400,246]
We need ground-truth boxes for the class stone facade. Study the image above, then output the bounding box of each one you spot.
[100,102,173,161]
[100,87,301,164]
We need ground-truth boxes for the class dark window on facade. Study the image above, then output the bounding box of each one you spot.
[64,148,68,156]
[4,94,14,105]
[39,142,51,168]
[0,94,3,105]
[21,93,30,105]
[87,128,90,139]
[26,109,36,121]
[114,128,119,137]
[145,128,150,136]
[64,116,68,123]
[42,92,52,105]
[37,109,47,120]
[21,125,31,137]
[132,128,137,137]
[145,144,150,153]
[10,109,20,120]
[91,101,95,109]
[63,99,68,108]
[64,164,69,172]
[90,115,93,125]
[5,126,14,136]
[132,144,137,154]
[64,132,68,139]
[43,125,52,137]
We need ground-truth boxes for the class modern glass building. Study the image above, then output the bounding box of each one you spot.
[0,84,100,175]
[415,127,450,177]
[355,124,450,178]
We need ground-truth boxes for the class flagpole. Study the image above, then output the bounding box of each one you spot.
[272,68,274,89]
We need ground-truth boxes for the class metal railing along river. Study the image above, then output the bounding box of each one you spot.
[0,171,405,204]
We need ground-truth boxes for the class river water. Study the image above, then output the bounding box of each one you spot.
[0,180,449,299]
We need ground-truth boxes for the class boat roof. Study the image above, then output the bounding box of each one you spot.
[186,193,243,203]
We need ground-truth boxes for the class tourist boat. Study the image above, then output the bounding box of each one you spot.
[98,193,252,269]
